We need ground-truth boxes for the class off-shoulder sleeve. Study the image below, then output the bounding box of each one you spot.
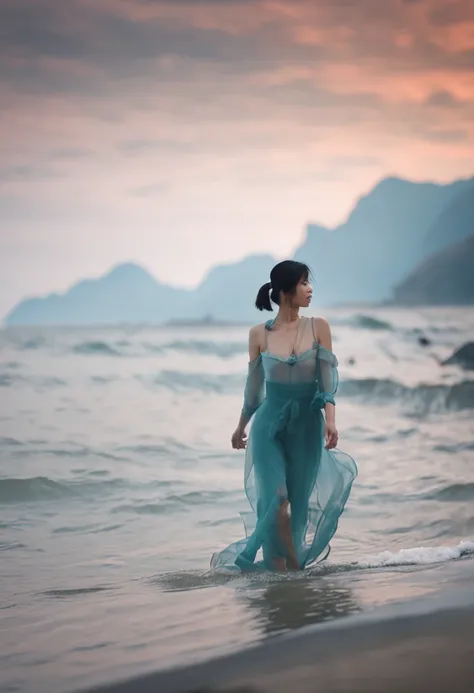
[316,346,339,403]
[242,355,265,419]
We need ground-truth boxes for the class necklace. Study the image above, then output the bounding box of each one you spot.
[273,316,302,356]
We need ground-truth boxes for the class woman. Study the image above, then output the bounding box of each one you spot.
[211,260,357,573]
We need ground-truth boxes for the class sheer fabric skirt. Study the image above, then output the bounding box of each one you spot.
[211,381,357,572]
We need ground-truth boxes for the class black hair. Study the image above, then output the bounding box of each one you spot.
[255,260,310,312]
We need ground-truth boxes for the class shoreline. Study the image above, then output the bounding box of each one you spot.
[78,559,474,693]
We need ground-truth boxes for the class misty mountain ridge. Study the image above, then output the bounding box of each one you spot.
[392,235,474,306]
[4,175,474,325]
[296,175,474,304]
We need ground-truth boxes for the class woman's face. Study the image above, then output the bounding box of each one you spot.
[291,276,313,308]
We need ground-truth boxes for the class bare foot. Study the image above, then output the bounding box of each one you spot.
[272,558,288,573]
[286,555,300,571]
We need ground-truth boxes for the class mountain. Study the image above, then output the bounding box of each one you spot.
[4,256,277,326]
[423,182,474,257]
[295,176,474,304]
[192,254,276,322]
[4,263,190,325]
[392,235,474,305]
[4,174,474,324]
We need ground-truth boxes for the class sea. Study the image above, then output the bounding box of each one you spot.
[1,306,474,693]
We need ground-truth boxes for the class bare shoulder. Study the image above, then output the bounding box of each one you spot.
[312,316,332,349]
[313,316,331,334]
[249,322,266,348]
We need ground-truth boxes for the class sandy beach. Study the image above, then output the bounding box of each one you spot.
[80,557,474,693]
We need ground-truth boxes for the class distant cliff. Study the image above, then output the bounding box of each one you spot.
[423,182,474,257]
[392,235,474,306]
[4,174,474,324]
[4,264,190,326]
[4,255,277,326]
[295,176,474,304]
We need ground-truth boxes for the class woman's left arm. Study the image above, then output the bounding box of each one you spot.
[315,317,339,450]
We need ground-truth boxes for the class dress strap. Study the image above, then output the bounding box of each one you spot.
[264,319,274,351]
[298,316,310,352]
[311,317,318,346]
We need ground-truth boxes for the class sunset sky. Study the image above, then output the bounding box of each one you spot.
[1,0,473,316]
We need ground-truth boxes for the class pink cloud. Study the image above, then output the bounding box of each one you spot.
[1,0,473,313]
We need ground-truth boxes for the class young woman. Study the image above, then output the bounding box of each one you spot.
[211,260,357,573]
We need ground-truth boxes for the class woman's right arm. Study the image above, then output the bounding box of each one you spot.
[231,326,264,449]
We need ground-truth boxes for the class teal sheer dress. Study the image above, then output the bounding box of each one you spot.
[211,318,357,572]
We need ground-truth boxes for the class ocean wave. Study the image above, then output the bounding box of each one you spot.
[73,341,122,356]
[52,523,123,535]
[0,540,27,552]
[165,490,235,505]
[352,315,393,330]
[0,373,22,387]
[381,518,453,540]
[423,482,474,502]
[363,428,417,443]
[355,540,474,569]
[90,374,121,384]
[0,437,24,447]
[117,442,189,455]
[38,376,67,387]
[0,475,172,504]
[7,445,132,462]
[0,373,67,390]
[199,516,241,527]
[72,338,248,359]
[161,340,247,358]
[153,540,474,590]
[111,502,171,515]
[20,338,46,350]
[358,482,474,507]
[40,586,114,599]
[331,314,393,331]
[138,370,243,393]
[134,370,474,412]
[339,378,474,413]
[433,442,474,453]
[112,490,237,516]
[0,476,77,503]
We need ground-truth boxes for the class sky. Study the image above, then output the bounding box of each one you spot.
[1,0,474,317]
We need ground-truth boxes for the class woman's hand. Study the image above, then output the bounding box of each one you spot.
[325,421,339,450]
[231,426,247,450]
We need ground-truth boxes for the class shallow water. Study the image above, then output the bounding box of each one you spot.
[1,306,474,692]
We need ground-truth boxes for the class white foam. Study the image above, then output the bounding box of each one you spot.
[356,540,474,569]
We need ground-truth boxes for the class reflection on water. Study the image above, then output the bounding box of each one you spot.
[154,569,359,636]
[240,576,360,636]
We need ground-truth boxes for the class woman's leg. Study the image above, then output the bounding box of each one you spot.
[285,413,323,568]
[277,499,299,571]
[252,430,298,572]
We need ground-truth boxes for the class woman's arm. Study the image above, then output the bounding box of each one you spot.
[231,326,264,449]
[248,324,262,361]
[315,317,338,449]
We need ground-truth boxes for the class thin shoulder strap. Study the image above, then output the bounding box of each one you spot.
[264,319,274,351]
[311,317,318,346]
[300,316,310,349]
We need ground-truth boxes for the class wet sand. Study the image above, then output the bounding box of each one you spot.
[78,558,474,693]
